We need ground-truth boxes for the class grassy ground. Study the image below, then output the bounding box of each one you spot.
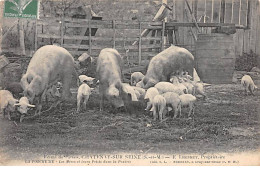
[0,84,259,163]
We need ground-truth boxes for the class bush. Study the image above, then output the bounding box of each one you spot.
[235,50,259,71]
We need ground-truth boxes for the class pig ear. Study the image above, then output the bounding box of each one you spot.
[27,104,35,108]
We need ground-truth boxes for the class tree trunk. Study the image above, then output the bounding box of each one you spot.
[18,19,26,56]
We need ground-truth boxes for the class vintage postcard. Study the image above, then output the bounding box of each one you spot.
[0,0,259,166]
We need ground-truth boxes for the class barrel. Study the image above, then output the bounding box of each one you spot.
[195,33,236,84]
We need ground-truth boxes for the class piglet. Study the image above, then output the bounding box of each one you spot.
[76,83,93,113]
[0,90,18,120]
[241,75,258,95]
[15,97,35,122]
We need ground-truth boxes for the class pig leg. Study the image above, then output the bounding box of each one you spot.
[83,95,89,111]
[2,108,5,118]
[7,111,11,120]
[188,102,194,117]
[145,101,152,111]
[249,85,255,95]
[76,96,81,113]
[159,106,165,122]
[178,103,182,118]
[172,104,178,119]
[152,106,157,121]
[99,93,104,112]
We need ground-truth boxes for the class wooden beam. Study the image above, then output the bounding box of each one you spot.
[239,0,242,25]
[113,20,116,48]
[246,0,251,29]
[231,0,234,23]
[220,0,226,23]
[185,0,200,32]
[211,0,214,23]
[138,22,142,65]
[35,19,38,51]
[88,20,92,55]
[161,20,166,51]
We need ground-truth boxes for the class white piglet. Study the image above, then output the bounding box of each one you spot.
[131,72,144,86]
[0,90,18,120]
[79,75,95,85]
[144,87,159,111]
[241,75,258,95]
[179,94,196,117]
[155,82,184,95]
[76,83,93,113]
[15,97,35,122]
[151,95,167,121]
[161,92,181,119]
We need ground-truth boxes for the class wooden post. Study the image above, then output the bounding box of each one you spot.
[239,0,241,25]
[231,0,234,23]
[184,9,197,41]
[185,0,200,32]
[204,0,207,23]
[113,20,116,49]
[246,0,251,29]
[138,22,142,65]
[161,20,165,51]
[172,0,176,20]
[18,19,26,56]
[60,15,64,46]
[194,0,198,21]
[34,19,38,51]
[220,0,226,23]
[88,20,92,55]
[211,0,214,23]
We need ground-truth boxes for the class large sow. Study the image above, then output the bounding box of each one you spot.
[142,45,194,89]
[21,45,77,115]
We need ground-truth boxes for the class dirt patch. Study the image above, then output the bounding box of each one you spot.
[0,84,259,161]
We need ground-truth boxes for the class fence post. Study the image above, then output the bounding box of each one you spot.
[161,20,165,51]
[88,20,92,55]
[138,22,142,65]
[246,0,251,29]
[60,15,64,46]
[35,19,38,51]
[112,20,116,48]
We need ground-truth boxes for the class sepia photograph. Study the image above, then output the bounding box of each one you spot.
[0,0,259,166]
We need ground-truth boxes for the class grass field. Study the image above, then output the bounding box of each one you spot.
[0,83,259,164]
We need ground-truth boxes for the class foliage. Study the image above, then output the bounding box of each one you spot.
[235,50,259,71]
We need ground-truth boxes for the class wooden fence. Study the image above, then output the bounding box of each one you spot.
[36,17,166,66]
[168,0,260,57]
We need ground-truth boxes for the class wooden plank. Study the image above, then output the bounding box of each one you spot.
[35,19,38,50]
[246,0,251,28]
[225,0,233,23]
[175,0,184,45]
[113,20,116,48]
[161,20,165,51]
[60,16,64,46]
[256,2,260,55]
[220,0,226,23]
[231,0,234,23]
[239,0,247,26]
[37,34,161,41]
[62,44,162,50]
[185,0,200,31]
[138,22,142,65]
[165,22,235,27]
[239,0,242,25]
[211,0,215,22]
[250,0,259,54]
[88,20,92,54]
